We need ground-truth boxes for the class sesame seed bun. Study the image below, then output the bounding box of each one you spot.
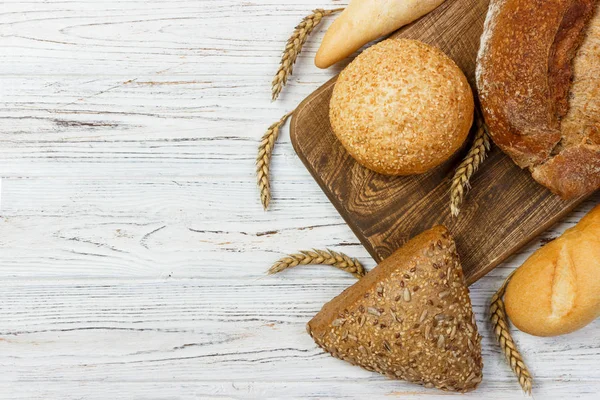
[329,39,474,175]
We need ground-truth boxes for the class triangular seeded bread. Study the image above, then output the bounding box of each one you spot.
[307,226,483,392]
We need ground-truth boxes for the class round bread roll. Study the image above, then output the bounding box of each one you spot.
[329,39,474,176]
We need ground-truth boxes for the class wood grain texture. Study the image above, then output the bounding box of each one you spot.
[290,0,592,285]
[0,0,599,398]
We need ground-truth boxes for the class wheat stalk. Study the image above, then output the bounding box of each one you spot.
[271,8,344,101]
[490,271,533,395]
[257,111,293,210]
[450,111,492,217]
[268,249,366,279]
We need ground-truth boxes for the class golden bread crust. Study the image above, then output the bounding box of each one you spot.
[505,205,600,336]
[477,0,599,198]
[330,39,474,176]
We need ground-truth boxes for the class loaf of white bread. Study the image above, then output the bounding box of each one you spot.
[505,204,600,337]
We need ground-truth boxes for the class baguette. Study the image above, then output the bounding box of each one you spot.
[505,204,600,336]
[307,226,483,392]
[315,0,446,69]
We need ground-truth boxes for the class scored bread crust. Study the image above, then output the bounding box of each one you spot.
[505,204,600,336]
[476,0,600,199]
[330,39,474,176]
[307,226,483,392]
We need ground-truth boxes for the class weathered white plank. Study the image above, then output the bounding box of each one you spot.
[0,278,599,399]
[0,178,597,279]
[3,380,600,400]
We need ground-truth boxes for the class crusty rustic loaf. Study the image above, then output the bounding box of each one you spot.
[307,226,483,392]
[330,39,474,176]
[476,0,600,199]
[504,204,600,337]
[315,0,446,69]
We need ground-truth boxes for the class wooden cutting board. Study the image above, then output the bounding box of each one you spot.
[290,0,589,285]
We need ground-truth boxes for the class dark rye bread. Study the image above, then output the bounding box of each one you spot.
[477,0,600,199]
[307,226,483,393]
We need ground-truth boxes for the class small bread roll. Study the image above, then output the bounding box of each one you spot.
[330,39,474,176]
[505,204,600,337]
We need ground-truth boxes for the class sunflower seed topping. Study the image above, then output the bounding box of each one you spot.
[450,325,457,340]
[383,341,392,353]
[367,307,381,316]
[435,313,447,321]
[419,309,428,323]
[437,335,445,349]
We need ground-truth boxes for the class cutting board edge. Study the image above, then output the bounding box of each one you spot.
[463,195,586,285]
[291,80,382,265]
[290,77,591,285]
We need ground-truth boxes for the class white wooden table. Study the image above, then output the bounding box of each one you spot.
[1,1,599,398]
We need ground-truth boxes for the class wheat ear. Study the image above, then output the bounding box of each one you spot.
[257,111,293,210]
[271,8,344,101]
[268,249,366,279]
[490,271,533,395]
[450,111,491,217]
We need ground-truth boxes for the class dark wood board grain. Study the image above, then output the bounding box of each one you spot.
[290,0,590,285]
